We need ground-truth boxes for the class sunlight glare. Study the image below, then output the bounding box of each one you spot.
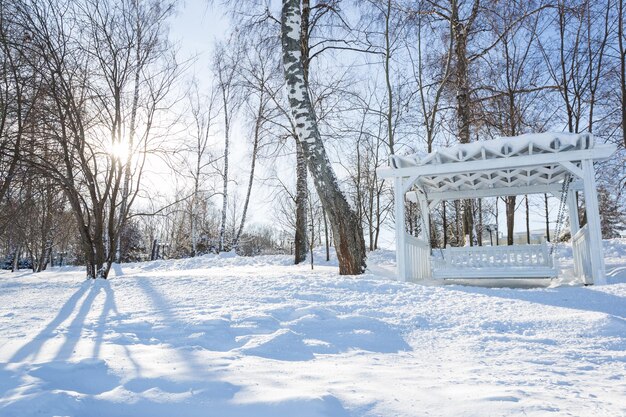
[109,140,130,161]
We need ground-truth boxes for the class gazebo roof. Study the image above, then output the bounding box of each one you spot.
[378,132,616,200]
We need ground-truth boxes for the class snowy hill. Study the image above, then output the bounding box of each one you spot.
[0,241,625,417]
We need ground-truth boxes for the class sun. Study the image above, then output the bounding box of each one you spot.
[109,140,130,161]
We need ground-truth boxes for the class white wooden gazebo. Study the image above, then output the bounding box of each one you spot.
[378,133,617,285]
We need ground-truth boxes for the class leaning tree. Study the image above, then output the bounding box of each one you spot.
[281,0,366,274]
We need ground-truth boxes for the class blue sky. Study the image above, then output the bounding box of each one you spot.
[169,0,229,85]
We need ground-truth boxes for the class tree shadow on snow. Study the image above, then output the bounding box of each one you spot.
[134,277,242,364]
[9,280,93,363]
[0,391,349,417]
[2,279,357,417]
[91,280,142,373]
[1,279,242,416]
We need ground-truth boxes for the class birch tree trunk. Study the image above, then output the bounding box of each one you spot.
[292,0,310,265]
[191,171,199,256]
[617,0,626,147]
[323,207,330,261]
[233,95,263,247]
[294,141,308,264]
[281,0,366,275]
[218,78,231,252]
[214,41,242,253]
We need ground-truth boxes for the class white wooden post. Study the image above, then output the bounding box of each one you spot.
[416,193,430,242]
[394,177,407,282]
[567,190,582,279]
[581,159,605,285]
[566,190,580,234]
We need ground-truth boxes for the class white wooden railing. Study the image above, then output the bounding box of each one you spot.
[405,233,431,280]
[572,224,591,282]
[405,238,560,280]
[430,243,558,281]
[433,244,554,269]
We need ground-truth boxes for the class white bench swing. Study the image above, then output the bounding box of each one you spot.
[378,133,616,285]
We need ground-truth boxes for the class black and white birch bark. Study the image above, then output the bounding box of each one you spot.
[219,92,230,252]
[281,0,366,274]
[293,0,310,265]
[215,51,236,252]
[616,0,626,148]
[294,139,308,264]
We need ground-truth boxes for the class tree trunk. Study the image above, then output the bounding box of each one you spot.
[294,141,308,264]
[454,26,471,144]
[191,173,199,256]
[373,188,381,250]
[11,246,20,272]
[495,197,499,246]
[219,86,230,252]
[617,0,626,147]
[451,1,477,246]
[544,193,551,242]
[477,198,483,246]
[323,207,330,261]
[384,0,394,155]
[116,0,142,263]
[151,239,158,261]
[442,201,448,247]
[506,196,515,245]
[281,0,366,274]
[234,93,263,248]
[454,200,461,245]
[525,195,530,244]
[293,0,311,265]
[309,195,314,270]
[449,0,477,142]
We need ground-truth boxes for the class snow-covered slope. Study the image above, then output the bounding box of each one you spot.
[0,242,625,417]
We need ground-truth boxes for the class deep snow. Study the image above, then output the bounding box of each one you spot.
[0,242,625,417]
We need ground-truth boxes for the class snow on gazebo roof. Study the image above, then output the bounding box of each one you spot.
[378,132,616,200]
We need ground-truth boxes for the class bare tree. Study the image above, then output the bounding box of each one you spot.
[10,0,179,278]
[281,0,366,274]
[116,0,176,262]
[0,2,36,213]
[360,0,407,155]
[213,40,241,252]
[233,37,279,248]
[618,0,626,147]
[408,3,454,153]
[481,0,552,244]
[539,0,611,134]
[184,80,218,256]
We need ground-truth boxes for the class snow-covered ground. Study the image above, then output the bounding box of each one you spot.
[1,241,625,417]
